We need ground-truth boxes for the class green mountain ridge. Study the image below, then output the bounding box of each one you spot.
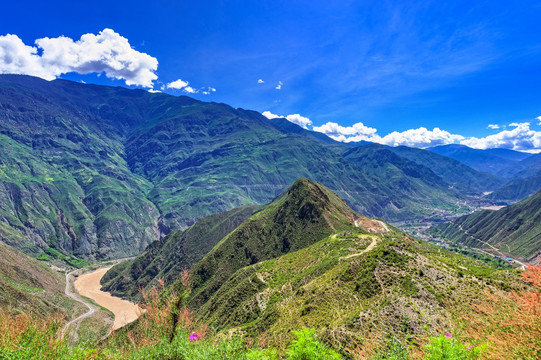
[0,75,503,259]
[101,205,261,299]
[187,178,360,309]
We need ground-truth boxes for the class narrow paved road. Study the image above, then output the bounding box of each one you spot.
[60,268,99,340]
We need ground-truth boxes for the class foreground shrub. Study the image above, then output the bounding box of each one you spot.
[0,310,95,360]
[286,328,342,360]
[425,333,482,360]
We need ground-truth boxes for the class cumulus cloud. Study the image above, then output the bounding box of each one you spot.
[537,116,541,125]
[275,81,282,90]
[166,79,189,89]
[0,29,158,88]
[461,122,541,151]
[313,122,377,140]
[376,127,464,148]
[313,121,464,148]
[262,111,312,129]
[257,79,264,84]
[148,89,161,93]
[284,114,312,129]
[488,124,500,129]
[166,80,214,95]
[262,111,280,119]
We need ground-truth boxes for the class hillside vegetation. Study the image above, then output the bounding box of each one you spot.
[0,241,81,317]
[101,205,261,299]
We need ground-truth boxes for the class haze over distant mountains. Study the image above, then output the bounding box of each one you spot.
[0,75,540,261]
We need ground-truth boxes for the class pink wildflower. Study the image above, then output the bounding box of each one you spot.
[445,332,452,339]
[189,332,199,341]
[466,345,473,350]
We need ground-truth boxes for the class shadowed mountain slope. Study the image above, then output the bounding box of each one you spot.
[101,205,261,299]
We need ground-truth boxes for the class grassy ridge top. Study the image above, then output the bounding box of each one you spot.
[188,178,359,309]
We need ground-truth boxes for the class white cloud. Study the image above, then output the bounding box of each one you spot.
[275,81,282,90]
[262,111,280,119]
[262,111,312,129]
[314,121,463,148]
[285,114,312,129]
[537,116,541,125]
[461,122,541,151]
[488,124,500,129]
[0,29,158,88]
[257,79,264,84]
[313,122,377,139]
[166,80,214,95]
[166,79,189,89]
[376,127,464,148]
[148,89,161,93]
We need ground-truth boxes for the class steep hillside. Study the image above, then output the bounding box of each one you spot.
[188,178,359,309]
[488,170,541,202]
[430,190,541,260]
[0,75,479,259]
[101,205,261,299]
[429,144,529,175]
[496,153,541,179]
[191,230,518,351]
[0,241,80,317]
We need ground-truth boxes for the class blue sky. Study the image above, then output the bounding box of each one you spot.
[1,0,541,151]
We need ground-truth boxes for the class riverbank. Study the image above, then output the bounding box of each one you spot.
[74,267,142,330]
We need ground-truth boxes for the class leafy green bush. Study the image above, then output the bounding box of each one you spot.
[286,328,342,360]
[425,333,482,360]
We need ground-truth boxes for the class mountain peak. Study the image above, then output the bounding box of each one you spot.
[188,179,359,308]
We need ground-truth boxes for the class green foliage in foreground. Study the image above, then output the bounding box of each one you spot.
[0,315,487,360]
[424,334,483,360]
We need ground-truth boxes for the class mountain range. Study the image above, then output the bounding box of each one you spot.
[1,74,519,260]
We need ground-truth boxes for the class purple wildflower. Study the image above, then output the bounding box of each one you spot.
[189,332,199,342]
[445,332,452,339]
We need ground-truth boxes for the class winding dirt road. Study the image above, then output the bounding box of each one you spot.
[60,269,99,340]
